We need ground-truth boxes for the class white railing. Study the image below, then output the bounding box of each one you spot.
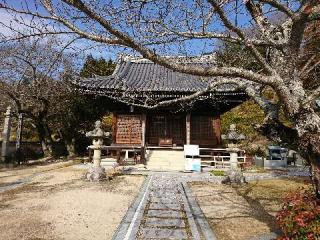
[199,148,251,168]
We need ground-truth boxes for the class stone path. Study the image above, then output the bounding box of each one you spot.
[113,172,216,240]
[136,174,200,240]
[114,168,310,240]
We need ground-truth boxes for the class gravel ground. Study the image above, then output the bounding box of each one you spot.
[0,160,75,187]
[0,166,145,240]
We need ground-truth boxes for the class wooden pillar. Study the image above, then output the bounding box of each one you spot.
[141,114,146,147]
[141,114,146,164]
[186,113,191,145]
[1,107,12,162]
[214,116,222,146]
[112,113,117,144]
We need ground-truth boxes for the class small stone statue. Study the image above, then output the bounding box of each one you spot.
[84,120,108,181]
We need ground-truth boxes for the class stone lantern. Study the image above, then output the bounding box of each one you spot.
[84,120,109,181]
[221,124,245,169]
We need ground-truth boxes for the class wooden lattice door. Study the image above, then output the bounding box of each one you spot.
[147,114,185,146]
[116,114,142,144]
[191,116,217,147]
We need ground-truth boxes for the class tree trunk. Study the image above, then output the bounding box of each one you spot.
[310,161,320,199]
[66,138,76,158]
[296,109,320,198]
[36,121,53,158]
[299,132,320,199]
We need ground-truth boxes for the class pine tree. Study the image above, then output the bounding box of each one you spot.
[80,55,115,78]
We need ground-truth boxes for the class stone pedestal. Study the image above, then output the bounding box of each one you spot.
[85,144,106,181]
[227,144,239,169]
[84,165,106,181]
[93,148,102,167]
[229,151,238,169]
[92,138,103,167]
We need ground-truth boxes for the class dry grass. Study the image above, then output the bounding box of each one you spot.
[189,177,312,240]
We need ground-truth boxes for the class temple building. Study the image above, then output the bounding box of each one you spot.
[75,57,247,169]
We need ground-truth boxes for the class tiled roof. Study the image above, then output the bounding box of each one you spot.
[76,58,237,92]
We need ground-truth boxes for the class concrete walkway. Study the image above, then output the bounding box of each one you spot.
[113,172,216,240]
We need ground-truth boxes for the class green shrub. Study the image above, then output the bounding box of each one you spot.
[276,188,320,240]
[210,170,225,176]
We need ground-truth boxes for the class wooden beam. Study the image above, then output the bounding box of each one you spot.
[186,113,191,145]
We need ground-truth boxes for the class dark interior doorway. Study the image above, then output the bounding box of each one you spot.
[146,114,185,146]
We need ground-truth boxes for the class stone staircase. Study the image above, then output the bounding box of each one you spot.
[146,150,185,171]
[100,157,117,168]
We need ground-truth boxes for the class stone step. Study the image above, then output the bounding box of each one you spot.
[147,167,184,171]
[147,160,185,164]
[147,160,184,163]
[147,163,185,167]
[149,202,182,210]
[147,161,185,165]
[100,158,117,166]
[145,217,185,228]
[148,153,184,156]
[147,162,185,165]
[147,168,184,171]
[148,159,184,162]
[146,150,185,171]
[148,155,184,159]
[140,228,188,239]
[147,210,183,219]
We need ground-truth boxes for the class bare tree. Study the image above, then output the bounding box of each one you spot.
[0,0,319,195]
[0,38,74,157]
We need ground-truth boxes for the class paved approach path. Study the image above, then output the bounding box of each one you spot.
[113,167,309,240]
[113,172,216,240]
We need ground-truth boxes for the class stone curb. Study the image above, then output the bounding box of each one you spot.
[179,183,201,240]
[181,182,218,240]
[249,231,281,240]
[112,175,152,240]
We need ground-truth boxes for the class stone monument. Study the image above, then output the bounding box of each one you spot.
[221,124,247,184]
[84,120,109,181]
[1,107,12,162]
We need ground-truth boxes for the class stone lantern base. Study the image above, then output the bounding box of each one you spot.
[84,166,107,181]
[221,169,247,185]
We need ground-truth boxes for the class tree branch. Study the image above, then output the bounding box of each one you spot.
[208,0,276,75]
[260,0,294,17]
[303,85,320,106]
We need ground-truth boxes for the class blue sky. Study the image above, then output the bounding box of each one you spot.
[0,0,300,65]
